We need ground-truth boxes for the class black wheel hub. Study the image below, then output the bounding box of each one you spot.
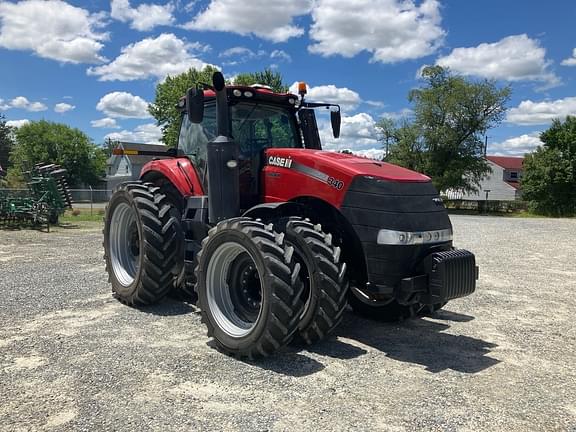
[227,252,261,322]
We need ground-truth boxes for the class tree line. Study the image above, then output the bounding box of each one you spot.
[1,66,573,216]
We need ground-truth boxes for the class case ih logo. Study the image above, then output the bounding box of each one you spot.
[268,156,293,169]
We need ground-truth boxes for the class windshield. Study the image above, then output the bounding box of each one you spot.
[178,102,301,160]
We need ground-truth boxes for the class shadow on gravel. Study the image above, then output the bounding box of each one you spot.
[428,309,475,322]
[337,312,499,374]
[245,351,326,377]
[135,298,196,316]
[305,337,368,360]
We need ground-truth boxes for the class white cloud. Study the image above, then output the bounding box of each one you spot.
[185,0,312,42]
[270,50,292,63]
[219,47,291,66]
[105,123,162,144]
[320,112,380,153]
[220,46,258,58]
[506,96,576,125]
[1,96,47,112]
[380,108,413,120]
[309,0,444,63]
[561,48,576,66]
[0,0,107,64]
[489,133,542,156]
[88,33,213,81]
[364,100,385,108]
[96,92,150,119]
[352,148,386,160]
[436,34,560,87]
[91,118,120,129]
[289,82,361,112]
[219,46,266,65]
[110,0,174,31]
[6,119,30,128]
[54,103,75,113]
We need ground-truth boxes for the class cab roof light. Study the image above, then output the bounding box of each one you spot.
[298,82,307,96]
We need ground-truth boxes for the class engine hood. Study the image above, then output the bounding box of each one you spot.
[266,148,430,183]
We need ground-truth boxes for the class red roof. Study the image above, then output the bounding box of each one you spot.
[487,156,524,170]
[505,181,521,190]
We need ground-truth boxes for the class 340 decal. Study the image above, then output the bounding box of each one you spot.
[327,176,344,190]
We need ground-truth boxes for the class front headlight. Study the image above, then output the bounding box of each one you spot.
[377,228,452,245]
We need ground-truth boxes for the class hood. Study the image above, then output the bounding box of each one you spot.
[266,148,430,183]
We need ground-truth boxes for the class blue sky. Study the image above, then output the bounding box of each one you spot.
[1,0,575,158]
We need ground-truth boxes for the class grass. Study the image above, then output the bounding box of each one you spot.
[60,208,104,223]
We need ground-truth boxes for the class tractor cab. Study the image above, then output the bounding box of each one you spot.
[177,83,340,209]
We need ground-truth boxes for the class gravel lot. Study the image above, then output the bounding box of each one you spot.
[1,215,575,431]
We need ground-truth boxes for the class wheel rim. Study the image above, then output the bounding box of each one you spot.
[109,202,140,287]
[206,242,263,338]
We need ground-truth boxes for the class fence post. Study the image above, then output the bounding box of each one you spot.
[89,186,93,216]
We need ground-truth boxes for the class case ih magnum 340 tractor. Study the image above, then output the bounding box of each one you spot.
[104,72,477,358]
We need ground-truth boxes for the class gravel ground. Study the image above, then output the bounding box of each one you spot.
[1,215,575,431]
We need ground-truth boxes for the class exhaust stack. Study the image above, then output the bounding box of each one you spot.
[206,71,240,223]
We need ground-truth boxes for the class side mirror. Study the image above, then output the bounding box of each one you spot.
[331,109,341,139]
[186,87,204,123]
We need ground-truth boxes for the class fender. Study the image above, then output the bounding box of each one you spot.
[140,158,204,197]
[242,202,305,220]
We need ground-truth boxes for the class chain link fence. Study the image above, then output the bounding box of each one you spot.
[0,188,111,215]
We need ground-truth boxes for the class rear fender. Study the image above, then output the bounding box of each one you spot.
[140,158,204,197]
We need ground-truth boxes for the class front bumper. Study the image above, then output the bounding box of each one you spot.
[397,249,478,305]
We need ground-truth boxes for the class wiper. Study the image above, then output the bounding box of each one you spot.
[236,103,260,132]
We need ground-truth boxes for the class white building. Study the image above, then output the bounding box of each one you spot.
[106,142,168,192]
[450,156,524,201]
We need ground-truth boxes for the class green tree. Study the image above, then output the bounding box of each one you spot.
[522,116,576,216]
[10,120,106,187]
[148,66,220,148]
[0,114,14,172]
[385,66,511,193]
[234,68,289,93]
[387,120,426,171]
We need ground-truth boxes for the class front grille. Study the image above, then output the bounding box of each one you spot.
[340,175,453,289]
[341,176,448,233]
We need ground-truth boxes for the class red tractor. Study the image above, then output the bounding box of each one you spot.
[104,72,477,358]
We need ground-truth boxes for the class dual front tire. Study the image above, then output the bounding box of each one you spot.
[195,217,349,358]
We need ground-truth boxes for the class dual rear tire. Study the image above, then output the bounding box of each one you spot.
[103,182,182,305]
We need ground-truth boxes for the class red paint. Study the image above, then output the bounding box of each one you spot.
[263,149,430,208]
[139,148,430,209]
[140,158,204,197]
